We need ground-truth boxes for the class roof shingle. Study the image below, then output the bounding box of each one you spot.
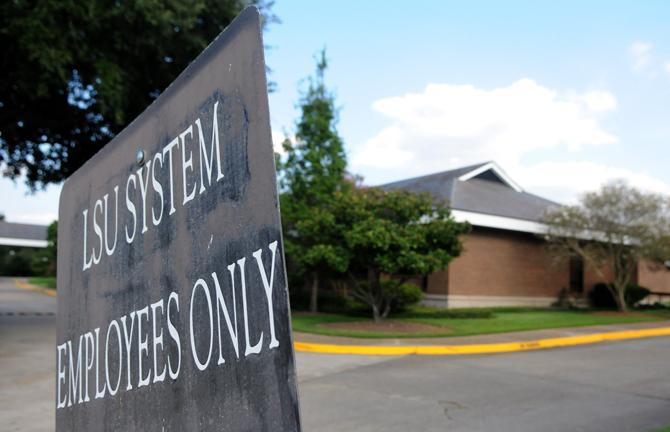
[380,162,560,223]
[0,221,48,241]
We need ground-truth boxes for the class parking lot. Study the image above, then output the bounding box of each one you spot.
[2,277,670,432]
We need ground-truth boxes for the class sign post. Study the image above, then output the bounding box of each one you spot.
[56,7,301,431]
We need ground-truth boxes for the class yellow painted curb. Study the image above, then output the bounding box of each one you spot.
[14,279,57,298]
[294,326,670,356]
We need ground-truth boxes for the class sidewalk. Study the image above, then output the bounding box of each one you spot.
[294,319,670,346]
[293,320,670,355]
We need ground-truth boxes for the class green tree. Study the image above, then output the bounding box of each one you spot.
[1,1,275,189]
[280,49,349,312]
[31,221,58,277]
[543,181,670,312]
[334,187,469,321]
[0,248,34,277]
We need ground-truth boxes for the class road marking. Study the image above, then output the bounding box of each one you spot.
[294,326,670,356]
[14,279,57,298]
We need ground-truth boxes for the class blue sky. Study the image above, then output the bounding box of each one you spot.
[3,1,670,224]
[264,1,670,198]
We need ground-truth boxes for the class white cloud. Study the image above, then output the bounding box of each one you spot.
[353,78,617,174]
[514,161,670,204]
[272,130,288,155]
[665,61,670,77]
[0,177,61,225]
[630,41,652,72]
[575,91,617,112]
[352,78,670,203]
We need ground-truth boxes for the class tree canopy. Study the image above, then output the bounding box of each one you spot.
[334,187,469,321]
[543,181,670,311]
[279,49,347,207]
[1,0,275,189]
[278,50,469,319]
[32,221,58,277]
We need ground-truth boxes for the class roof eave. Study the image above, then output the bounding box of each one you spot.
[451,209,547,235]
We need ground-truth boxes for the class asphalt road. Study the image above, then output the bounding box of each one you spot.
[0,277,56,432]
[297,338,670,432]
[1,276,669,432]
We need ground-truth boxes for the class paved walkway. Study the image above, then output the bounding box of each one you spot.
[294,319,670,346]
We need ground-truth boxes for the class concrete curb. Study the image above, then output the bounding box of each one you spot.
[14,279,57,298]
[294,326,670,356]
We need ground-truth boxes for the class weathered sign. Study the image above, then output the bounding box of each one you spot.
[56,7,301,431]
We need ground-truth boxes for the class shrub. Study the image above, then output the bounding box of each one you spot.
[589,283,650,309]
[0,247,36,276]
[318,291,360,314]
[288,289,309,311]
[386,282,423,312]
[626,284,651,306]
[289,289,360,314]
[351,281,424,317]
[405,307,494,319]
[636,302,670,310]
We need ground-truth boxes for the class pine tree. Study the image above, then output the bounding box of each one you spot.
[280,50,348,312]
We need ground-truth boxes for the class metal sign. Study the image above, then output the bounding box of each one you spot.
[56,7,301,431]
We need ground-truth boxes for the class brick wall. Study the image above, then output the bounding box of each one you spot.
[427,227,569,298]
[638,260,670,294]
[583,261,613,292]
[426,269,448,295]
[424,226,670,305]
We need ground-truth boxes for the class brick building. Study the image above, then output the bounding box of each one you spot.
[383,162,670,308]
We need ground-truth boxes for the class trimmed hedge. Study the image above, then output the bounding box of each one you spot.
[589,283,650,309]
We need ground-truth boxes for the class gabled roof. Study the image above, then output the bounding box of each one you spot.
[0,221,48,248]
[456,161,523,192]
[381,161,491,193]
[380,161,561,233]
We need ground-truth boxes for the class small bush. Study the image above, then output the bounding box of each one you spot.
[626,284,651,306]
[0,247,36,276]
[385,282,423,312]
[589,283,650,309]
[588,283,616,309]
[552,287,586,309]
[405,307,494,319]
[636,302,670,310]
[318,291,360,314]
[350,281,424,317]
[289,288,360,314]
[440,309,494,319]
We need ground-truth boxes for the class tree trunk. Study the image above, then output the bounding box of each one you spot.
[368,268,383,322]
[615,285,628,312]
[612,253,632,313]
[309,272,319,313]
[372,304,381,322]
[381,302,391,319]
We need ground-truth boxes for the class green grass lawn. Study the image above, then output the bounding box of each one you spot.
[27,277,56,290]
[291,306,670,339]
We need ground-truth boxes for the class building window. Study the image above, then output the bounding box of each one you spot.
[569,256,584,293]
